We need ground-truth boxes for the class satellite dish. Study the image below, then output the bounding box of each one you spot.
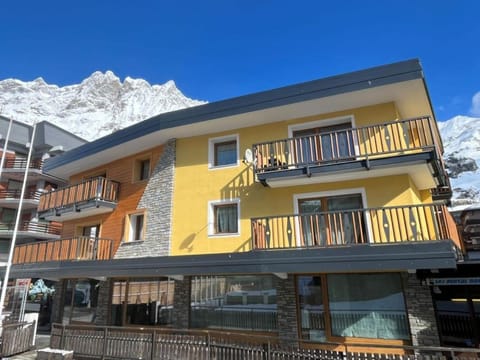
[244,148,253,164]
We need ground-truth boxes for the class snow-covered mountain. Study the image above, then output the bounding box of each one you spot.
[438,116,480,207]
[0,71,205,141]
[0,72,478,205]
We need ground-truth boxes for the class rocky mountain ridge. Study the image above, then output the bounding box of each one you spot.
[0,71,205,141]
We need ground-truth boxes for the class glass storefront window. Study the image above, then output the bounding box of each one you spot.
[111,278,175,326]
[62,279,99,324]
[297,276,326,341]
[190,275,278,332]
[327,273,409,340]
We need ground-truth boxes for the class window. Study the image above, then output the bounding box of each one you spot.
[62,279,99,325]
[139,159,150,180]
[208,200,240,236]
[191,275,278,332]
[208,135,239,169]
[81,224,100,238]
[0,208,16,226]
[126,212,145,242]
[133,157,151,181]
[327,273,409,340]
[111,278,175,326]
[297,273,409,341]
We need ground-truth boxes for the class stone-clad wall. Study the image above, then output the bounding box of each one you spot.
[51,280,66,324]
[94,280,111,326]
[172,277,191,329]
[115,139,176,259]
[276,275,298,340]
[404,273,441,346]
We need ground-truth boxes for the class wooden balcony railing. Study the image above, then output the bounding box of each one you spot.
[0,221,61,235]
[3,158,43,170]
[253,116,442,173]
[13,236,115,264]
[0,189,41,201]
[38,177,120,213]
[251,204,461,250]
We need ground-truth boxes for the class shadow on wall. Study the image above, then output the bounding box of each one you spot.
[180,224,208,253]
[221,164,256,200]
[233,238,251,253]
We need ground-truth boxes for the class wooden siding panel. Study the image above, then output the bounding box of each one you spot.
[62,146,164,253]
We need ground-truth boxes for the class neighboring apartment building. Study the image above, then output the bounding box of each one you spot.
[9,60,464,351]
[427,203,480,348]
[0,116,87,266]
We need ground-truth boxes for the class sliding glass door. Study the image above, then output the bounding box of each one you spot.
[298,193,365,246]
[293,122,355,165]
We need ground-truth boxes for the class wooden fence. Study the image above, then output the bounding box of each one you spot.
[51,323,480,360]
[0,321,36,357]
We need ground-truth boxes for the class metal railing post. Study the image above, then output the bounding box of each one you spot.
[151,329,156,360]
[59,324,66,349]
[102,327,108,360]
[207,333,212,360]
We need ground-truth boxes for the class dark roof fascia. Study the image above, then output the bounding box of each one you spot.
[9,240,457,279]
[44,59,424,172]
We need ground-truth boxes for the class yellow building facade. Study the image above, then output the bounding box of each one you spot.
[9,59,464,352]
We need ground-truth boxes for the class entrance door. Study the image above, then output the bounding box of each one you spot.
[298,193,365,246]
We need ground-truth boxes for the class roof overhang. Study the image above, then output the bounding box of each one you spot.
[9,240,457,280]
[43,59,435,179]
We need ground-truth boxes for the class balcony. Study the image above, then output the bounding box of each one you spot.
[253,116,448,190]
[4,158,43,170]
[0,221,61,240]
[13,236,115,264]
[0,189,41,209]
[38,177,120,221]
[251,203,462,252]
[1,158,45,181]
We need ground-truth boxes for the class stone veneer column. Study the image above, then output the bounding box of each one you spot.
[93,280,111,326]
[276,275,298,340]
[115,138,176,259]
[51,280,66,324]
[172,276,190,329]
[404,273,441,346]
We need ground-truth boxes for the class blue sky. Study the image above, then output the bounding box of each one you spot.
[0,1,478,121]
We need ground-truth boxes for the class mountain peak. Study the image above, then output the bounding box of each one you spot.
[0,72,206,141]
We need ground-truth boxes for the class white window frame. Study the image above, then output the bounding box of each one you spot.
[208,134,240,170]
[288,115,359,159]
[125,211,146,242]
[293,188,372,246]
[208,199,241,237]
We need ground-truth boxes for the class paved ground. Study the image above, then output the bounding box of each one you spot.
[4,334,50,360]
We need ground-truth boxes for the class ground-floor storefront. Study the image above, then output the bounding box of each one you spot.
[10,242,458,352]
[46,271,441,349]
